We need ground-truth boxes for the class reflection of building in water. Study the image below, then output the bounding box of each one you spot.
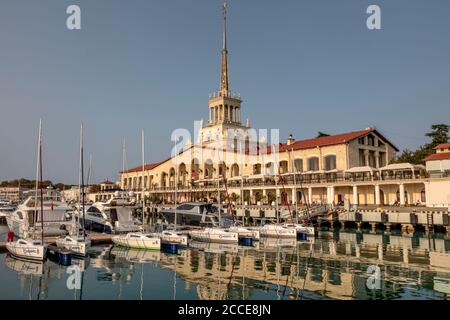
[155,232,450,300]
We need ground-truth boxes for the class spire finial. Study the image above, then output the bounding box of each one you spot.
[220,0,229,94]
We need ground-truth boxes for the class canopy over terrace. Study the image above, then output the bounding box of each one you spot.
[380,163,426,179]
[344,166,379,181]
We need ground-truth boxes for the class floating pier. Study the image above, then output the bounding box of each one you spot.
[0,232,114,253]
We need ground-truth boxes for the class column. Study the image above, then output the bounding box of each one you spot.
[209,107,212,124]
[364,150,369,166]
[375,152,380,168]
[229,106,233,122]
[292,188,297,205]
[276,188,281,205]
[328,186,335,205]
[399,183,405,206]
[250,189,254,204]
[375,184,381,205]
[353,185,358,205]
[308,187,312,204]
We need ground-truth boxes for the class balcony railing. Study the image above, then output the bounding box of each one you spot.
[122,170,431,193]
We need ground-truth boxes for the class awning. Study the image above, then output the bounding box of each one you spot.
[380,163,426,171]
[345,166,379,174]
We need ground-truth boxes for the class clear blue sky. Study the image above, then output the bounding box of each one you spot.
[0,0,449,184]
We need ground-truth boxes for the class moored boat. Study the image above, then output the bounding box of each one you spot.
[112,232,161,250]
[189,227,238,244]
[6,238,47,261]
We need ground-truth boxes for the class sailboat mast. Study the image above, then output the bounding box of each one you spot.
[141,129,145,229]
[80,124,86,240]
[39,120,44,242]
[34,120,41,228]
[174,139,177,228]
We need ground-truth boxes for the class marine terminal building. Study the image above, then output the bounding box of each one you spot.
[119,3,450,210]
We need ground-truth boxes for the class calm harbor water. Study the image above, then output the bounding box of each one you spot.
[0,224,449,300]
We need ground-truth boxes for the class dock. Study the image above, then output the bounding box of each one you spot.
[0,232,113,253]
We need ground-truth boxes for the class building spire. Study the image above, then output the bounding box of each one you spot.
[220,0,229,94]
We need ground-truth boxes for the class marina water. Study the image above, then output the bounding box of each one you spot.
[0,225,449,300]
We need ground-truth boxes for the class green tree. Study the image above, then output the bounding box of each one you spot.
[393,124,449,165]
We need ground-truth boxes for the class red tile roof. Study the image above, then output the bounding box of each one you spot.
[250,128,398,154]
[434,142,450,150]
[122,162,162,174]
[424,152,450,161]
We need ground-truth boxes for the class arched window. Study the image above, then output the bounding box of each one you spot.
[293,159,303,172]
[308,157,319,171]
[421,190,426,203]
[324,155,336,171]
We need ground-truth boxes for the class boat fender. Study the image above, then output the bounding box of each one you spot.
[7,231,14,242]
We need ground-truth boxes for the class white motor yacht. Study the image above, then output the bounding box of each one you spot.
[6,189,72,238]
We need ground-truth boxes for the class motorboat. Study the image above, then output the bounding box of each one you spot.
[6,238,47,261]
[159,202,221,227]
[112,232,161,250]
[56,235,92,256]
[6,189,72,238]
[0,199,16,218]
[252,224,297,239]
[78,192,142,234]
[189,227,238,244]
[282,223,315,237]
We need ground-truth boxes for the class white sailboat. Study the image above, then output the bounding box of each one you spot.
[57,124,92,256]
[252,224,297,239]
[189,227,238,244]
[112,130,161,251]
[7,119,48,261]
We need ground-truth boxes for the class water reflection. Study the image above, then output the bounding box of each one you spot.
[0,229,449,300]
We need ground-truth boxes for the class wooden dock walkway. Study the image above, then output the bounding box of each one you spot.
[0,232,113,253]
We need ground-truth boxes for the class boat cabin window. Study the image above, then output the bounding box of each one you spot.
[16,211,23,220]
[87,206,101,213]
[177,204,195,211]
[130,234,140,238]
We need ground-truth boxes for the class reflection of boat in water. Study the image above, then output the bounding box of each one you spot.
[4,255,44,275]
[189,240,239,254]
[110,246,161,263]
[260,237,297,249]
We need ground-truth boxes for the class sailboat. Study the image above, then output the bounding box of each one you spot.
[189,173,238,244]
[56,124,92,256]
[155,138,188,247]
[112,129,161,251]
[6,119,48,261]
